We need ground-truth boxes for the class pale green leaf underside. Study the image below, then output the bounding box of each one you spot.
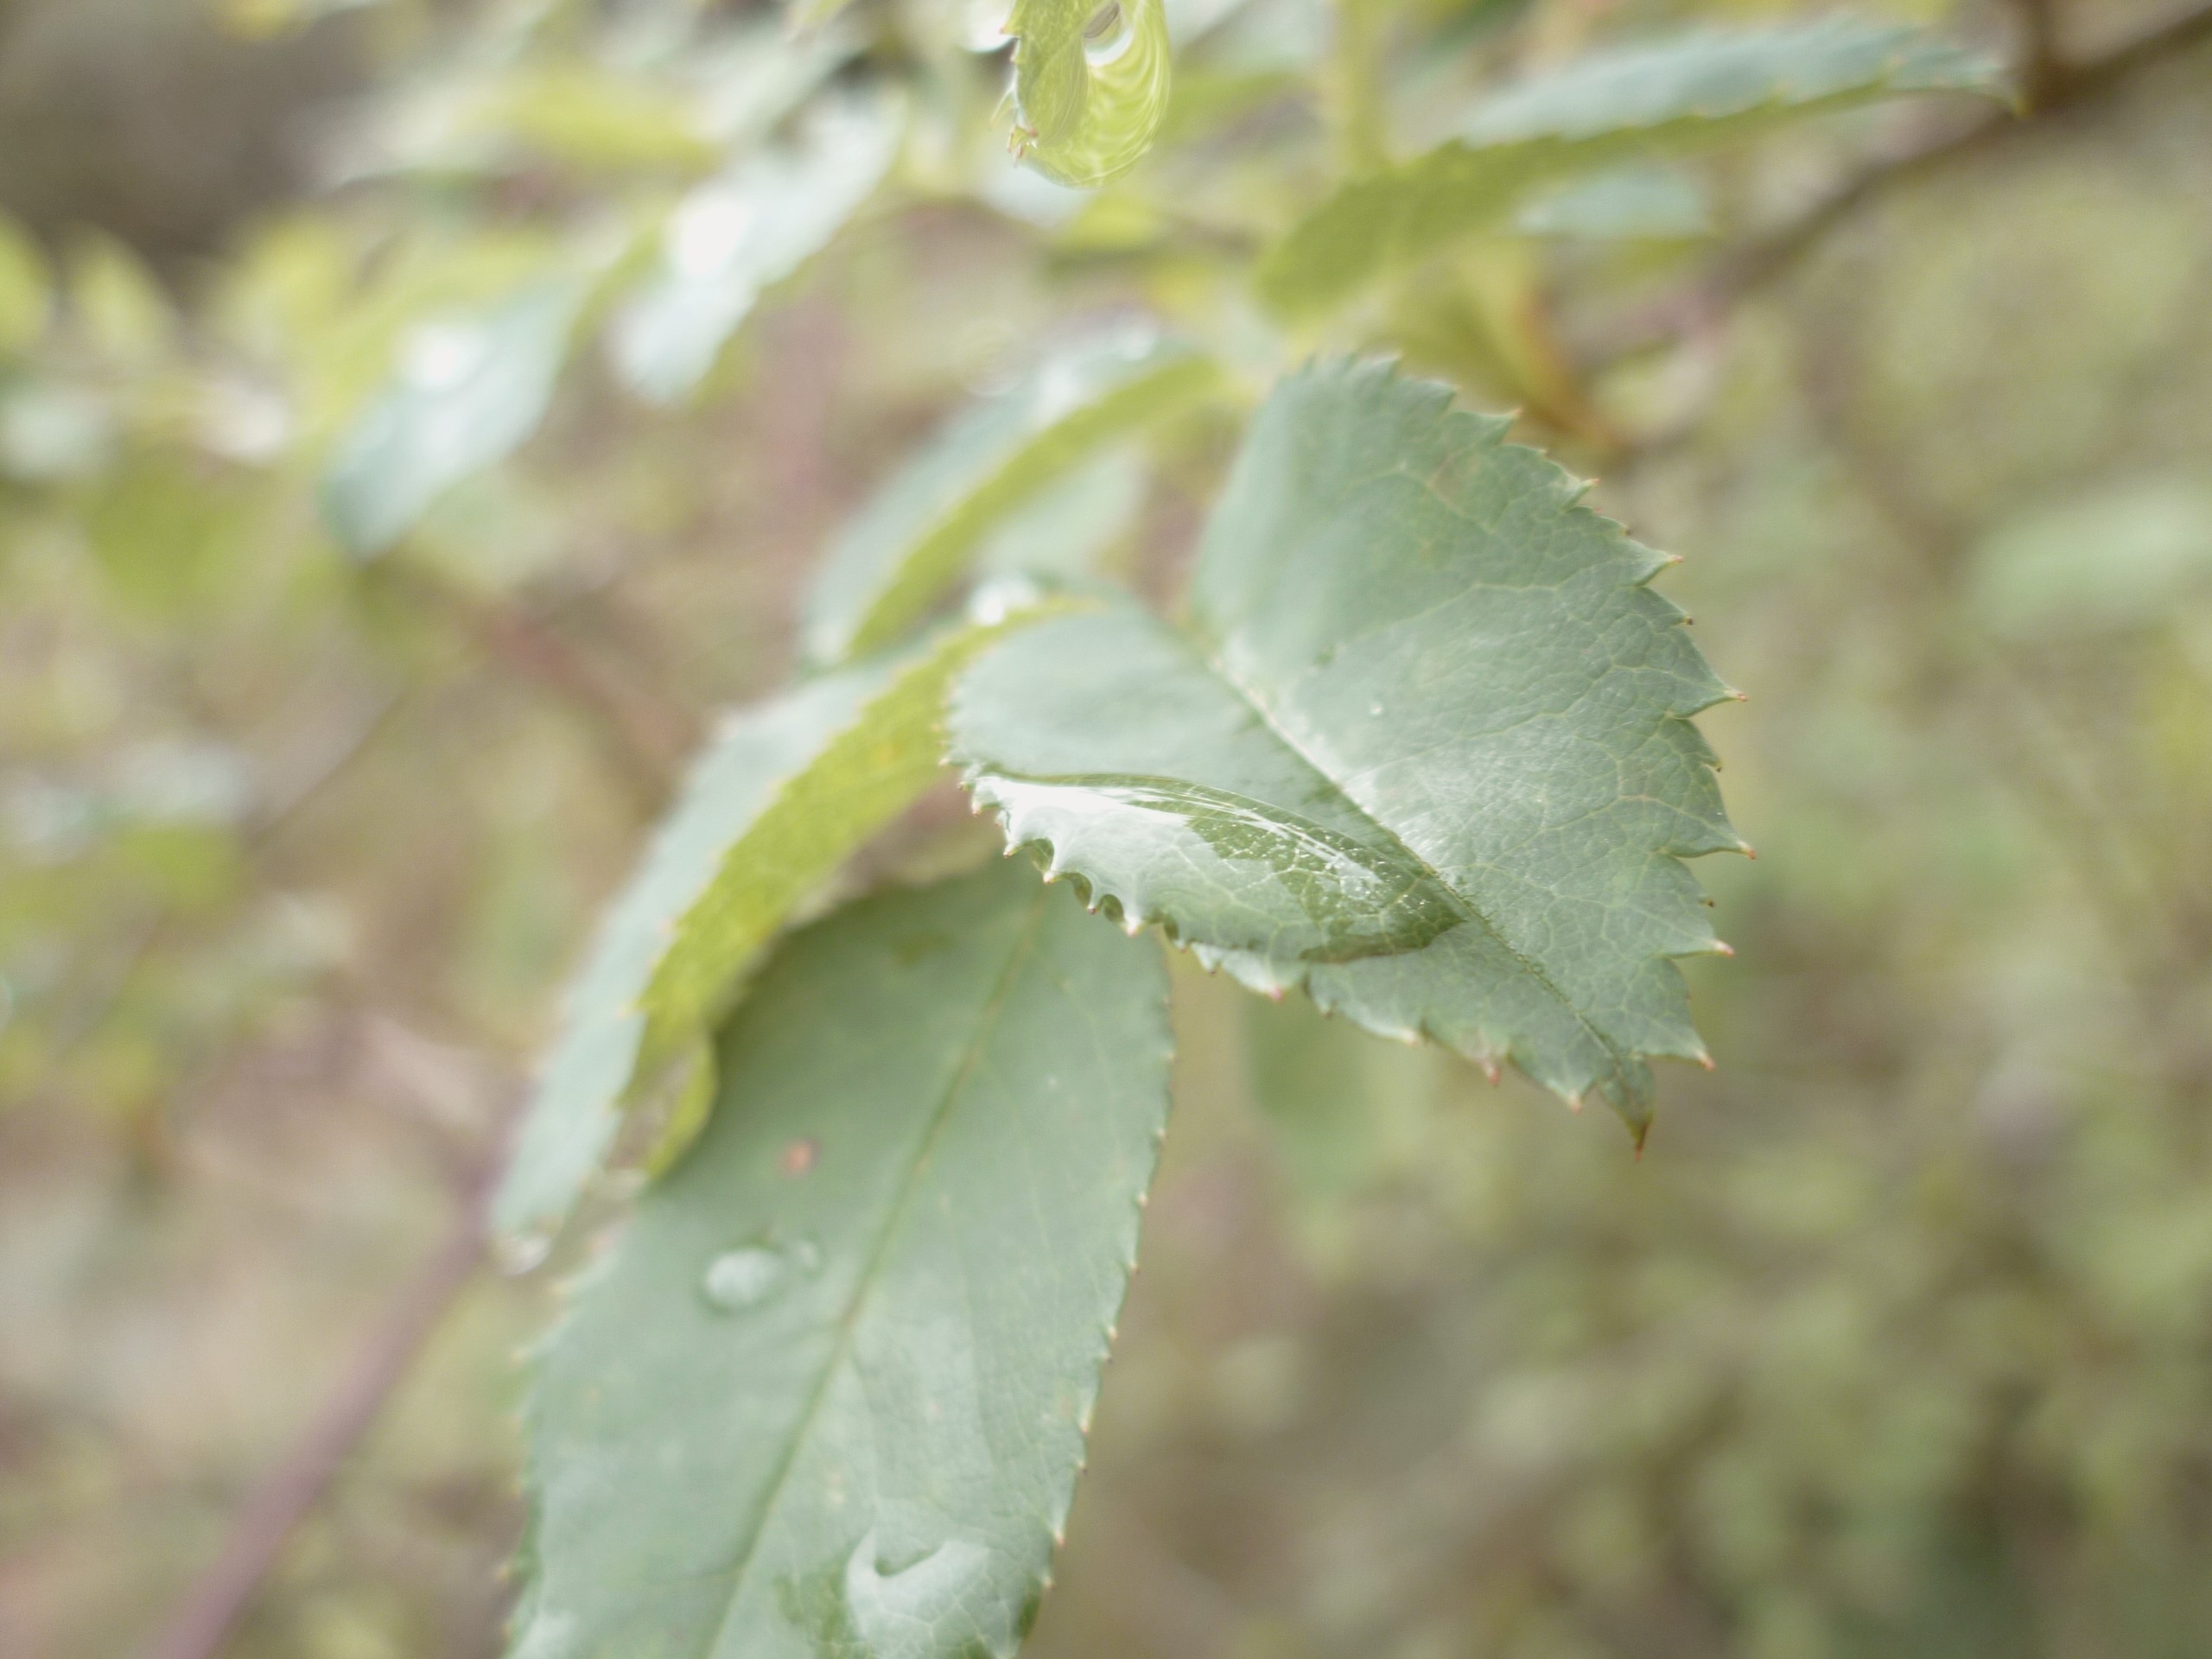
[510,863,1172,1659]
[1009,0,1174,188]
[322,277,586,556]
[493,617,1045,1249]
[610,91,903,404]
[1515,165,1711,240]
[951,358,1742,1131]
[1260,19,2007,318]
[800,324,1219,666]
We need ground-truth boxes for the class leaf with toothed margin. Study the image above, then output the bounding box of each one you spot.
[950,358,1745,1137]
[1258,19,2008,319]
[507,861,1172,1659]
[801,322,1223,668]
[492,608,1075,1253]
[608,88,903,405]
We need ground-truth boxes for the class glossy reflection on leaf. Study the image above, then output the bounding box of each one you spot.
[1007,0,1174,188]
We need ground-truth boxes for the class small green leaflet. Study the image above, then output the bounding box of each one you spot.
[952,359,1744,1136]
[1514,165,1710,240]
[321,277,587,556]
[509,862,1172,1659]
[610,91,904,404]
[800,323,1220,667]
[1259,19,2007,319]
[1008,0,1175,188]
[492,613,1061,1251]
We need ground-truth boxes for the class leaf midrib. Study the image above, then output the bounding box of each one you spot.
[1178,616,1632,1089]
[694,885,1052,1659]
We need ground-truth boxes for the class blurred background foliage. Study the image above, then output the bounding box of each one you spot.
[2,0,2210,1656]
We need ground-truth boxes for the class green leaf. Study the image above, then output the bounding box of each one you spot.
[70,232,176,364]
[0,213,53,354]
[509,861,1172,1659]
[1514,165,1710,240]
[785,0,861,33]
[609,90,904,404]
[1259,20,2006,318]
[975,447,1148,585]
[493,614,1061,1251]
[321,278,587,556]
[950,359,1743,1135]
[1972,476,2212,640]
[800,325,1221,667]
[1009,0,1175,188]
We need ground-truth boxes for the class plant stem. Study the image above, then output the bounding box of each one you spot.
[1586,0,2212,363]
[144,1156,502,1659]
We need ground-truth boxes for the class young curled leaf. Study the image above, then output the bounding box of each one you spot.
[1008,0,1174,188]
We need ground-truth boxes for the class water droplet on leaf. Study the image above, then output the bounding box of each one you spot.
[702,1239,823,1313]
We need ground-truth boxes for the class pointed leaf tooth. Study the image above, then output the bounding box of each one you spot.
[952,359,1738,1137]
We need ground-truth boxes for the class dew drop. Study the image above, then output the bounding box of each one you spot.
[493,1229,554,1277]
[702,1238,823,1313]
[842,1531,998,1658]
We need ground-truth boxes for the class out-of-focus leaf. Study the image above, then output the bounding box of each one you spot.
[510,861,1170,1659]
[1515,165,1710,239]
[493,611,1068,1252]
[683,17,861,151]
[70,233,175,363]
[1260,20,2006,317]
[609,91,904,405]
[787,0,863,30]
[1973,477,2212,640]
[802,324,1222,666]
[0,383,114,482]
[951,359,1743,1135]
[321,278,586,557]
[0,215,53,354]
[221,0,385,35]
[1009,0,1175,188]
[465,62,721,172]
[975,447,1148,583]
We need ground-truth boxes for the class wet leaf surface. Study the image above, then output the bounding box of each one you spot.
[512,862,1171,1659]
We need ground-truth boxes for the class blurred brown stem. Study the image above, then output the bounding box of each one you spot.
[2008,0,2071,110]
[144,1155,499,1659]
[1590,0,2212,361]
[375,563,694,810]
